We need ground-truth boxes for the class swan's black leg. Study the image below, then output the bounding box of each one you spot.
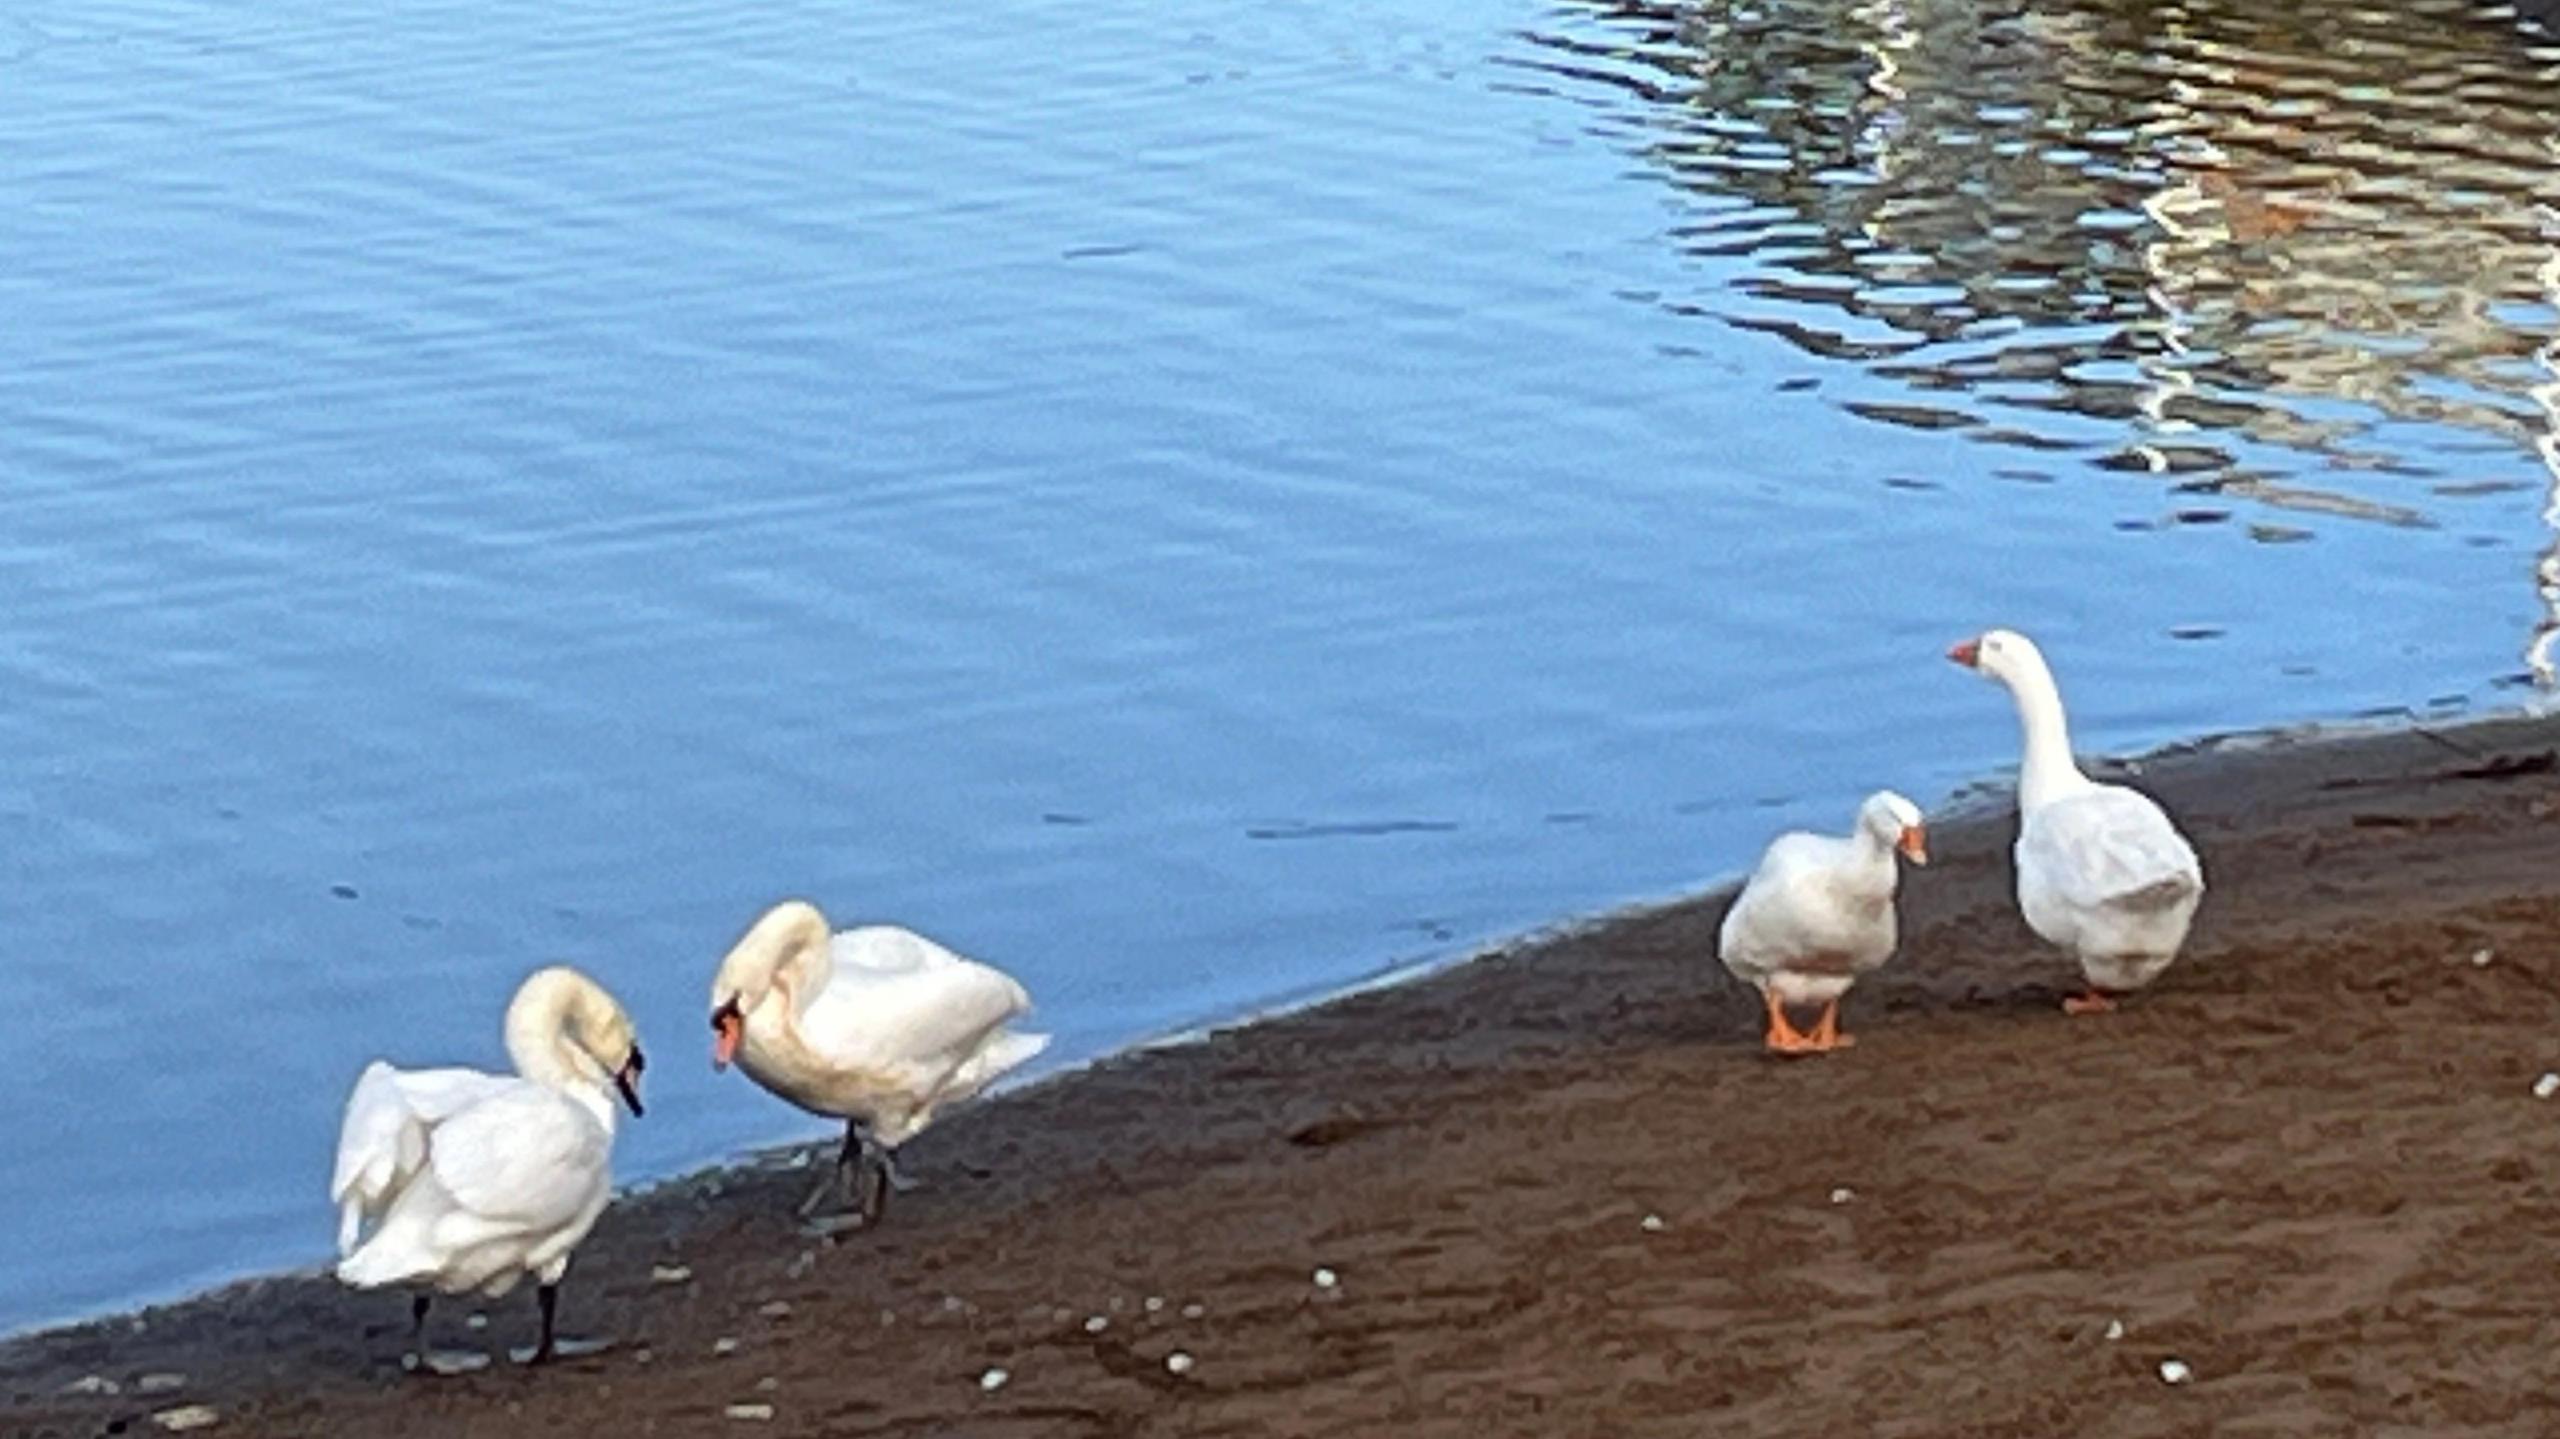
[531,1283,559,1365]
[856,1139,893,1226]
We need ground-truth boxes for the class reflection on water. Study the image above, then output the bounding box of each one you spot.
[1516,0,2560,662]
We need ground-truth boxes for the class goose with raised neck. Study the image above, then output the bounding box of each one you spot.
[1949,629,2205,1013]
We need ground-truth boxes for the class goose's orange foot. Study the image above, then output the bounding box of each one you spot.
[1810,999,1856,1051]
[1763,990,1823,1056]
[2062,989,2120,1016]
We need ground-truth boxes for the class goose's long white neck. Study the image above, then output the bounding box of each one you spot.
[2000,652,2089,809]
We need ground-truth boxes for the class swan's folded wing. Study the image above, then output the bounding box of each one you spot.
[330,1064,513,1254]
[2022,788,2202,912]
[423,1086,611,1234]
[831,924,971,976]
[802,958,1034,1072]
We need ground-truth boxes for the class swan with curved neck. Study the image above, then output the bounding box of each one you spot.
[1719,789,1928,1055]
[332,965,645,1368]
[1950,629,2205,1012]
[709,899,1048,1230]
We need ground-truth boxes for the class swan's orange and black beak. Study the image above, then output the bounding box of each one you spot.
[711,999,744,1072]
[1946,638,1980,668]
[614,1047,647,1118]
[1898,823,1929,865]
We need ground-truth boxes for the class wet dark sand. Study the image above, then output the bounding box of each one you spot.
[12,712,2560,1437]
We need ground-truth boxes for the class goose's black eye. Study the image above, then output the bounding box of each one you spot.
[710,997,742,1031]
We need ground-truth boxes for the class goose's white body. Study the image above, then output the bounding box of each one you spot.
[1954,630,2204,997]
[331,970,632,1300]
[1720,798,1916,1009]
[717,905,1049,1149]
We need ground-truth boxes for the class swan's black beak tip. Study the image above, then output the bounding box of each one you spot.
[615,1047,647,1118]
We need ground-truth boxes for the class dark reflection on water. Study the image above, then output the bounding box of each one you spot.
[1511,0,2560,659]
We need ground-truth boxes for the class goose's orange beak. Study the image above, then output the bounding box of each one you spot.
[1898,824,1929,864]
[711,1004,743,1071]
[1947,639,1980,668]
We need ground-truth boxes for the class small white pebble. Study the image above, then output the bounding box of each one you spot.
[2159,1358,2193,1385]
[634,1349,654,1366]
[60,1375,119,1397]
[1165,1351,1195,1376]
[1829,1187,1855,1205]
[465,1313,489,1331]
[1640,1213,1665,1232]
[1180,1303,1206,1319]
[759,1301,792,1319]
[756,1376,779,1393]
[2103,1319,2125,1341]
[979,1366,1010,1392]
[152,1406,221,1433]
[2534,1073,2559,1100]
[1144,1296,1164,1313]
[725,1403,775,1422]
[1084,1315,1110,1334]
[651,1264,694,1285]
[136,1374,187,1396]
[1312,1268,1339,1289]
[2471,948,2495,968]
[712,1337,740,1356]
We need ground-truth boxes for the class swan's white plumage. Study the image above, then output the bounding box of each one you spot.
[715,903,1049,1149]
[330,968,635,1299]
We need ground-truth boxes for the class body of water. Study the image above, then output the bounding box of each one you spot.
[3,0,2556,1332]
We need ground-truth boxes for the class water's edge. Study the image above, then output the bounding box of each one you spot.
[10,698,2552,1350]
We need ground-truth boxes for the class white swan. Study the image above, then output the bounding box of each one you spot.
[1950,628,2205,1012]
[331,966,645,1365]
[1718,791,1927,1054]
[709,900,1049,1229]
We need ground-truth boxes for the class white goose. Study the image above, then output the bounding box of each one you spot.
[709,900,1048,1230]
[1718,791,1928,1054]
[1950,628,2205,1012]
[331,966,645,1366]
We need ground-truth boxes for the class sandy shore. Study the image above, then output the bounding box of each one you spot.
[12,711,2560,1436]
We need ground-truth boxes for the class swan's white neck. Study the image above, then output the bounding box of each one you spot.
[1997,652,2088,809]
[504,973,618,1132]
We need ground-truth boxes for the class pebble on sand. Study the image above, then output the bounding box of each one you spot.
[136,1374,188,1396]
[725,1403,776,1422]
[712,1337,741,1356]
[1165,1352,1195,1376]
[152,1405,221,1433]
[1084,1315,1110,1334]
[2471,947,2495,967]
[1639,1214,1665,1233]
[652,1265,694,1285]
[59,1376,119,1397]
[2103,1319,2125,1341]
[1312,1268,1339,1289]
[1829,1187,1855,1205]
[2159,1359,2193,1385]
[2535,1073,2560,1100]
[1181,1303,1206,1319]
[759,1301,793,1319]
[980,1367,1011,1392]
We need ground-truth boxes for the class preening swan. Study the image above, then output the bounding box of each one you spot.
[1718,790,1927,1054]
[1949,629,2205,1012]
[331,966,645,1366]
[709,900,1048,1230]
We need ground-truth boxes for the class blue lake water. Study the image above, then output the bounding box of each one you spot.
[3,0,2556,1333]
